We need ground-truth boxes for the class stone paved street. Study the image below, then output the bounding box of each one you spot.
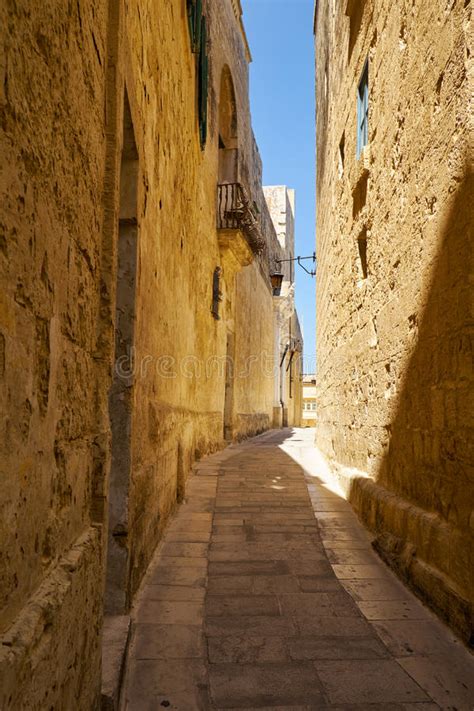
[121,429,474,710]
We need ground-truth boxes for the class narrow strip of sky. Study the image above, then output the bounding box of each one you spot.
[242,0,316,372]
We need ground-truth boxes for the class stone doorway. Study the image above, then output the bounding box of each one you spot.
[223,330,235,441]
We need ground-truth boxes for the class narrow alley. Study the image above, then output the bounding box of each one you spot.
[120,429,474,710]
[1,0,473,707]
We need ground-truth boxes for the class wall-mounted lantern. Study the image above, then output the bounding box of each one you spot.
[211,267,223,319]
[270,272,284,296]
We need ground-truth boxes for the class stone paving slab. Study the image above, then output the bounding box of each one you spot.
[120,429,474,710]
[208,635,289,664]
[124,659,209,709]
[313,659,430,705]
[286,635,389,661]
[134,598,203,626]
[209,662,326,708]
[139,584,206,603]
[132,623,205,660]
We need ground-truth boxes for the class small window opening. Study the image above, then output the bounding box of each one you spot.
[357,60,369,158]
[338,132,345,178]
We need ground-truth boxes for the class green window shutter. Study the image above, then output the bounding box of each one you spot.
[187,0,195,47]
[198,17,208,149]
[186,0,202,53]
[194,0,202,53]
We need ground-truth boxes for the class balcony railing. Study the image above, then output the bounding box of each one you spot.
[217,182,265,255]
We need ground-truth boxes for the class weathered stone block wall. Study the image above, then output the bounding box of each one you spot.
[315,0,473,641]
[0,0,110,706]
[0,530,102,710]
[121,0,283,604]
[118,0,223,604]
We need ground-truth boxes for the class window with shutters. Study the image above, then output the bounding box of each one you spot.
[186,0,201,53]
[198,17,208,148]
[186,0,208,149]
[357,60,369,158]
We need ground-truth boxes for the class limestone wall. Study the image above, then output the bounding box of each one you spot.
[233,262,274,440]
[0,0,109,706]
[117,0,222,607]
[315,0,473,641]
[122,0,284,605]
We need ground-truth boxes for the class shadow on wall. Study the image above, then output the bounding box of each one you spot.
[349,166,474,644]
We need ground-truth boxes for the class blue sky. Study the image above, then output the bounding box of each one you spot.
[242,0,316,372]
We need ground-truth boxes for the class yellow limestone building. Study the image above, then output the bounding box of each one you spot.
[302,375,317,428]
[314,0,473,641]
[265,185,303,429]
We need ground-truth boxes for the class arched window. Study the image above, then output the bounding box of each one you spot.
[218,66,238,183]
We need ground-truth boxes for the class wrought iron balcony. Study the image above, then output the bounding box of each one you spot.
[217,182,265,254]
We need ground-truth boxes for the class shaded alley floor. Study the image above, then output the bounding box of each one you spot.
[120,429,474,710]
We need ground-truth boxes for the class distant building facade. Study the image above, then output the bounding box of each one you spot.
[314,0,473,642]
[0,1,302,707]
[265,186,303,429]
[302,375,317,427]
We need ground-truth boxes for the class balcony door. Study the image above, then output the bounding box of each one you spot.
[218,65,238,184]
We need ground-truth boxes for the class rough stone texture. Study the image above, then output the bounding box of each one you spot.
[314,0,474,641]
[0,0,302,706]
[0,0,108,626]
[0,528,102,710]
[101,615,131,710]
[0,0,109,707]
